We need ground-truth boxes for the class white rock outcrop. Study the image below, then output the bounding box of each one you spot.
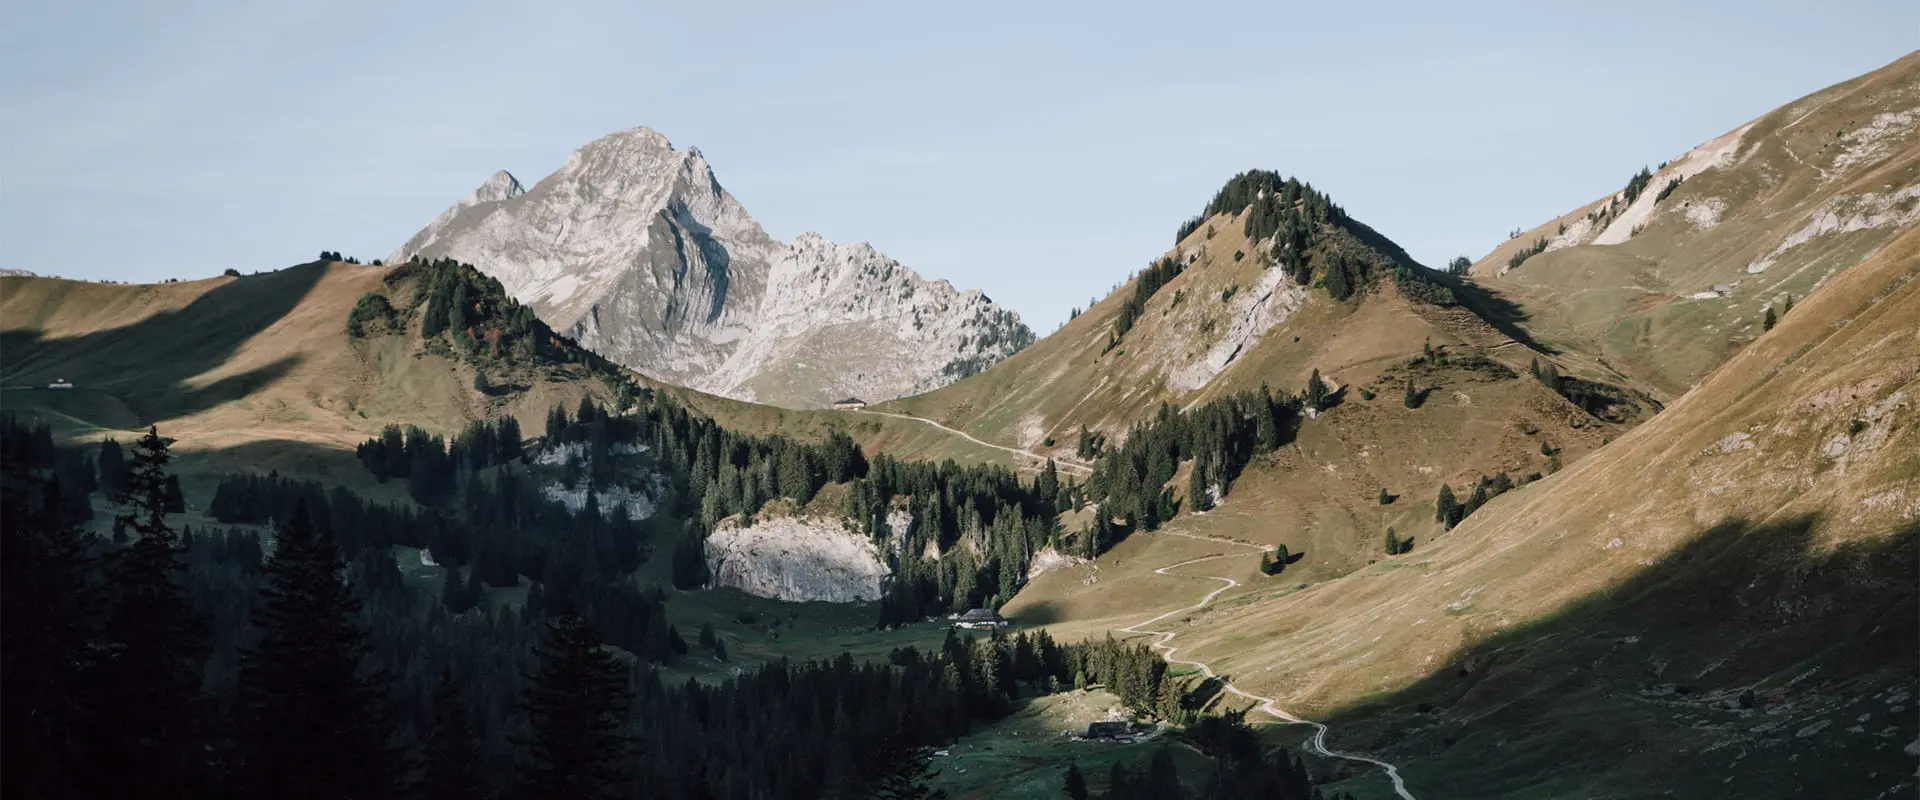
[704,515,891,603]
[1168,266,1307,392]
[391,127,1031,408]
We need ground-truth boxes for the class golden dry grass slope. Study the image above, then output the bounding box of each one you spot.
[885,178,1651,574]
[0,262,616,498]
[1018,227,1918,798]
[0,261,994,491]
[1470,51,1920,399]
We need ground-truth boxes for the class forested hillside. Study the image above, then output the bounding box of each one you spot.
[2,412,1361,799]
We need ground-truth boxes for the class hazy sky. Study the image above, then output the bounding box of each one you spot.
[3,1,1913,331]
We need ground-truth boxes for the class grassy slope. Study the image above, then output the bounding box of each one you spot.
[0,262,1017,487]
[884,201,1634,454]
[1469,51,1920,398]
[1027,229,1918,798]
[0,262,614,500]
[880,196,1640,586]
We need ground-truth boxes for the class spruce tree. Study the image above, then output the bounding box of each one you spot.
[1,463,106,799]
[868,738,948,800]
[1145,746,1182,800]
[98,425,211,797]
[441,566,472,614]
[1187,455,1213,512]
[1385,527,1405,556]
[162,473,186,512]
[1403,377,1422,409]
[1763,306,1777,331]
[422,668,487,800]
[519,613,634,799]
[98,436,129,495]
[1306,369,1329,411]
[1436,484,1458,528]
[234,500,403,799]
[1064,761,1089,800]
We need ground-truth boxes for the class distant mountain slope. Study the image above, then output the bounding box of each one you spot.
[1471,51,1920,397]
[0,262,607,456]
[390,127,1032,409]
[884,171,1646,462]
[1043,226,1917,799]
[0,262,1022,484]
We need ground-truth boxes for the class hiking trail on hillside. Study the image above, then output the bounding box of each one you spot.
[1119,547,1418,800]
[854,409,1093,473]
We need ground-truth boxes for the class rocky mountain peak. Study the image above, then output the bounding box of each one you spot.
[473,170,525,204]
[390,127,1031,408]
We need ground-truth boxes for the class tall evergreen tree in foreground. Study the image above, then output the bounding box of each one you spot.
[98,425,211,797]
[520,613,634,799]
[1,444,105,800]
[422,668,488,800]
[234,500,402,799]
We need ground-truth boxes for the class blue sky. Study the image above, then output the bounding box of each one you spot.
[3,1,1913,331]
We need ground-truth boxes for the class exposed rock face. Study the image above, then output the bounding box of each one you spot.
[704,514,895,603]
[391,127,1031,407]
[702,233,1033,405]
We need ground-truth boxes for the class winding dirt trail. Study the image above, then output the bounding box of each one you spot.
[1118,551,1418,800]
[854,409,1093,473]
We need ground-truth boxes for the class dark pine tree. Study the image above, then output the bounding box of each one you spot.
[98,436,129,495]
[422,668,487,800]
[234,500,403,799]
[98,425,211,797]
[1436,484,1461,529]
[1063,761,1089,800]
[1,458,106,800]
[868,738,950,800]
[519,613,634,799]
[163,473,187,513]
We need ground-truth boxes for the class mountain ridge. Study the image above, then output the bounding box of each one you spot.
[1467,51,1920,397]
[390,126,1033,409]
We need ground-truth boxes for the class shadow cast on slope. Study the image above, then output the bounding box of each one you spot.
[1342,215,1555,356]
[1318,515,1918,799]
[1439,274,1557,357]
[0,263,326,428]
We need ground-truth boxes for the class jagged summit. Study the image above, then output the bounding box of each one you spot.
[474,170,525,203]
[390,126,1031,408]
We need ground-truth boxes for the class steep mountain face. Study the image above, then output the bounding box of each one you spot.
[1471,52,1920,397]
[390,127,1031,409]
